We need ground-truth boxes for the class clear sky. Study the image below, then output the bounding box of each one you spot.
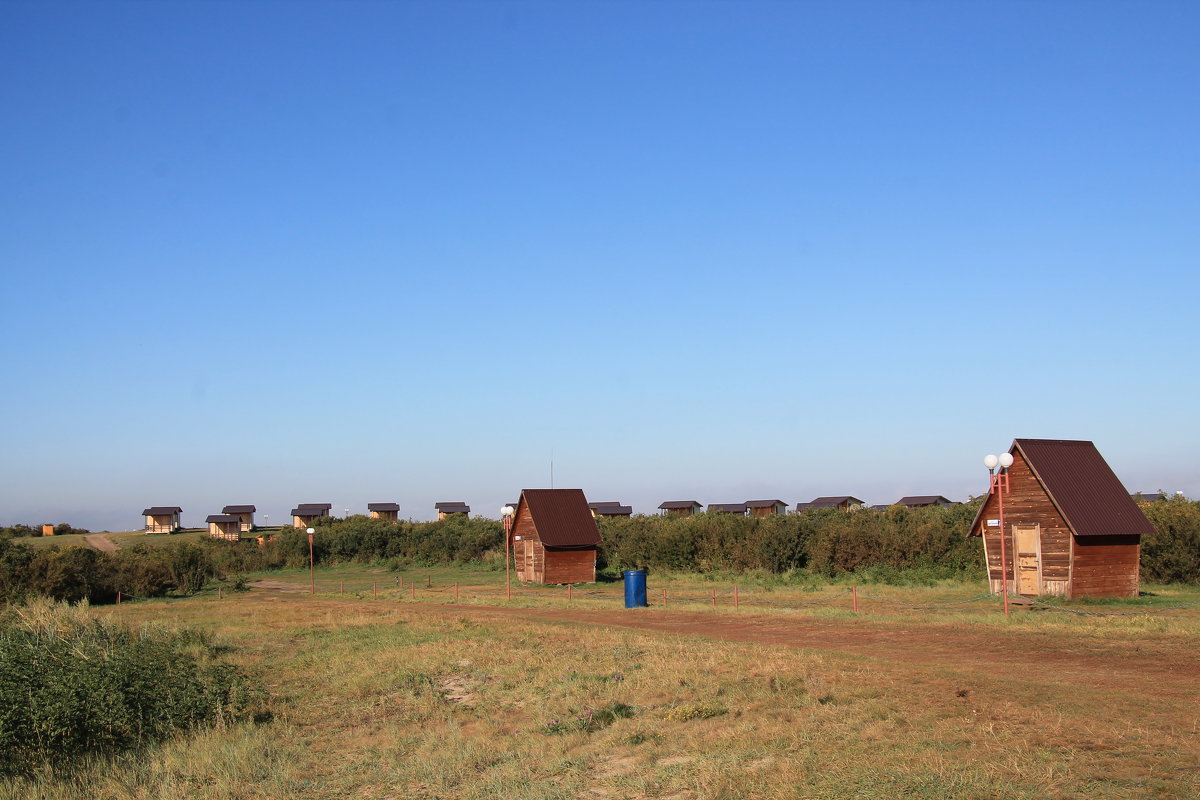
[2,1,1198,531]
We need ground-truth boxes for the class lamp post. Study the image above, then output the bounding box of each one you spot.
[344,507,350,519]
[306,527,316,595]
[984,452,1015,617]
[501,505,515,601]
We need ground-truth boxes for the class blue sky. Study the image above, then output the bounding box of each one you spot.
[2,1,1198,530]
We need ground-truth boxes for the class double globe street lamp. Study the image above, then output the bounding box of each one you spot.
[501,505,515,600]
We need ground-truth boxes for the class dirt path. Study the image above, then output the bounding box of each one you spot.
[85,533,118,552]
[427,603,1200,698]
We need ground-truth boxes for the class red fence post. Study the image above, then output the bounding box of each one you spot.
[852,586,858,614]
[568,583,573,602]
[734,585,739,609]
[117,591,122,605]
[711,590,716,609]
[662,589,667,608]
[411,584,415,600]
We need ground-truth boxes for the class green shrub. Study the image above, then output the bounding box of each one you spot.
[0,600,258,776]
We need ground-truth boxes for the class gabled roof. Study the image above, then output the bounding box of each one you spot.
[745,499,787,508]
[798,496,863,510]
[142,506,182,515]
[593,505,633,516]
[588,502,624,510]
[658,500,702,510]
[896,496,952,507]
[435,502,470,513]
[517,489,601,548]
[708,503,748,513]
[206,514,240,523]
[223,505,256,514]
[368,502,400,512]
[972,439,1156,538]
[295,503,332,511]
[1130,492,1165,503]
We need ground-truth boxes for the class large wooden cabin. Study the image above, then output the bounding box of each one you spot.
[745,499,789,518]
[291,503,331,528]
[895,495,954,508]
[143,506,182,533]
[435,502,470,520]
[368,502,400,521]
[796,496,863,512]
[658,500,703,517]
[222,505,256,532]
[206,514,242,541]
[511,489,601,585]
[969,439,1155,599]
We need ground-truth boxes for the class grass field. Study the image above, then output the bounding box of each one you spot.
[4,567,1199,800]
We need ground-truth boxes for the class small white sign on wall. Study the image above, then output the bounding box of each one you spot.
[513,535,523,540]
[986,519,1000,527]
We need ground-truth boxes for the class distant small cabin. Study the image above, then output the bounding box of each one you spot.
[1130,492,1166,504]
[796,496,863,512]
[41,524,54,537]
[511,489,601,584]
[143,506,182,533]
[589,502,633,518]
[206,514,241,541]
[222,505,256,532]
[895,495,955,508]
[659,500,703,517]
[291,503,332,528]
[708,503,748,516]
[435,502,470,520]
[745,499,788,518]
[969,438,1155,599]
[368,502,400,521]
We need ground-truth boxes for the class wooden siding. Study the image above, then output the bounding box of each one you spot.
[370,510,399,521]
[748,503,786,519]
[1070,535,1140,598]
[208,521,240,541]
[145,513,179,533]
[977,449,1072,593]
[664,507,695,517]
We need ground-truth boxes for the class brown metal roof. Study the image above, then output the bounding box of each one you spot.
[801,496,864,509]
[222,505,256,514]
[142,506,182,515]
[658,500,702,509]
[518,489,601,548]
[296,503,332,511]
[896,496,952,507]
[1013,439,1156,537]
[745,499,787,508]
[593,505,633,516]
[707,503,748,514]
[435,502,470,513]
[368,502,400,512]
[588,502,624,509]
[206,514,240,523]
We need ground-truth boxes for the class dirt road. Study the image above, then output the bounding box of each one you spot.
[85,533,118,552]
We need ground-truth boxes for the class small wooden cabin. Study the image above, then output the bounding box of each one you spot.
[745,499,788,518]
[368,502,400,521]
[206,514,241,541]
[41,524,54,537]
[511,489,601,585]
[707,503,748,516]
[291,503,331,528]
[589,502,633,518]
[658,500,703,517]
[896,495,955,508]
[222,505,256,532]
[435,502,470,520]
[796,496,863,512]
[969,439,1155,599]
[143,506,182,533]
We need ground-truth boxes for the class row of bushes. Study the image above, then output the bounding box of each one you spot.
[0,600,257,776]
[0,523,89,540]
[597,503,986,579]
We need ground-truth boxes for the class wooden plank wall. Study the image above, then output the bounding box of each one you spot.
[1071,535,1140,598]
[543,549,596,584]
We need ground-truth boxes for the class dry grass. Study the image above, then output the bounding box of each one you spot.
[4,576,1199,799]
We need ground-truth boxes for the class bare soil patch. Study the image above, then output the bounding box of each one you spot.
[84,533,118,552]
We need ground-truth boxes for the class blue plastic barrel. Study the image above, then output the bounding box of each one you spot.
[623,569,647,608]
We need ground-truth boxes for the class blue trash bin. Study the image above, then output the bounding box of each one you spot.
[623,569,647,608]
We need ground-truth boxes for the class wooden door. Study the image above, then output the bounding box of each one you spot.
[1013,524,1041,596]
